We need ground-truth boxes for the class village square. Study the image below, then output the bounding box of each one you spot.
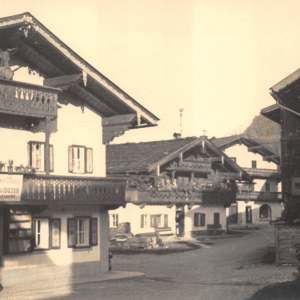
[1,1,300,300]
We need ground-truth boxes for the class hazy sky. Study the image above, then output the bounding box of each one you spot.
[1,1,299,143]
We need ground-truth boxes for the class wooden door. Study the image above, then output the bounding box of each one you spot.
[246,206,252,224]
[229,204,238,224]
[176,209,185,237]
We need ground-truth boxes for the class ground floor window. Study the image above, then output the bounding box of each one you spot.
[5,208,61,254]
[68,217,98,248]
[214,213,220,225]
[141,214,168,228]
[109,214,119,228]
[194,213,205,227]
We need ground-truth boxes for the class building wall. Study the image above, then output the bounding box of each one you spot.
[0,100,105,177]
[234,201,283,224]
[224,143,282,224]
[110,203,176,235]
[3,205,101,269]
[185,205,226,236]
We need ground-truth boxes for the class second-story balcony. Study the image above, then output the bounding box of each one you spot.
[237,191,283,202]
[0,78,60,121]
[126,188,236,207]
[0,173,126,206]
[242,168,281,180]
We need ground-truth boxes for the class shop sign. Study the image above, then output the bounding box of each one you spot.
[0,174,23,201]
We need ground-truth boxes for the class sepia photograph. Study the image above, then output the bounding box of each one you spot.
[0,1,300,299]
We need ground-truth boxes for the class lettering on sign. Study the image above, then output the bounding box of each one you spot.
[168,161,211,172]
[0,174,23,201]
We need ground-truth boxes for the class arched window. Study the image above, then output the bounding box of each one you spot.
[260,204,271,220]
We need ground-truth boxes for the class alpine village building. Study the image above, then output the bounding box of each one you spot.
[212,133,282,225]
[0,13,159,287]
[261,67,300,264]
[107,135,252,237]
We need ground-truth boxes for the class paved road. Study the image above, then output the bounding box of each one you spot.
[45,225,294,300]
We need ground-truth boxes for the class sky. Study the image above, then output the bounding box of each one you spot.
[1,0,300,143]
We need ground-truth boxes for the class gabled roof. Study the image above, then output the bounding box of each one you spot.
[106,136,252,181]
[0,13,159,127]
[211,133,280,165]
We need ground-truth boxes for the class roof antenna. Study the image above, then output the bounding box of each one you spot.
[179,108,184,137]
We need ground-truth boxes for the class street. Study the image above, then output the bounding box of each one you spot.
[32,225,294,300]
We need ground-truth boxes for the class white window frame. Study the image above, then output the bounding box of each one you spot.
[28,142,54,172]
[141,214,150,228]
[68,146,93,174]
[75,218,90,247]
[34,218,49,250]
[109,214,118,228]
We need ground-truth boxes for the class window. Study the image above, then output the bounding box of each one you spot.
[67,217,97,248]
[141,214,168,228]
[109,214,118,228]
[35,218,49,250]
[231,157,236,163]
[214,213,220,225]
[34,218,61,250]
[194,213,205,227]
[68,146,93,174]
[252,160,257,169]
[7,208,32,254]
[265,182,271,192]
[28,142,54,172]
[141,214,150,228]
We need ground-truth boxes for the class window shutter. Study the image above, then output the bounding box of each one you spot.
[116,214,119,227]
[27,143,31,167]
[194,213,198,227]
[68,146,73,173]
[164,215,168,227]
[150,215,155,228]
[40,143,45,172]
[50,219,61,249]
[90,218,98,246]
[85,148,93,173]
[49,145,54,172]
[67,218,75,247]
[141,215,144,228]
[201,214,206,227]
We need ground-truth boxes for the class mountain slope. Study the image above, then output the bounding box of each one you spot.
[244,115,281,155]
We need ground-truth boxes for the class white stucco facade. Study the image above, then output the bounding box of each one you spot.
[223,143,283,224]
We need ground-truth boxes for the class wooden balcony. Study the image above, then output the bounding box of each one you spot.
[236,191,283,202]
[126,188,236,207]
[242,168,281,180]
[0,78,60,119]
[18,174,126,205]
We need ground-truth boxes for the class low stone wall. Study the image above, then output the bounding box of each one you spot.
[275,224,300,265]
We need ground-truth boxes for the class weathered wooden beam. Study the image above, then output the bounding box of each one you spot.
[102,114,137,144]
[248,145,263,152]
[44,74,82,88]
[102,114,136,127]
[263,155,278,161]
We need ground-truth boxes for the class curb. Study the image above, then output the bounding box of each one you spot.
[0,271,145,299]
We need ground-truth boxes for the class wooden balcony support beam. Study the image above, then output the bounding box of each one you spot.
[263,155,278,161]
[44,74,83,88]
[102,114,137,144]
[248,145,263,152]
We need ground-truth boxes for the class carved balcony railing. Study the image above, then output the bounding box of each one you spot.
[242,168,281,179]
[0,79,60,119]
[236,191,283,202]
[126,188,236,207]
[20,174,126,205]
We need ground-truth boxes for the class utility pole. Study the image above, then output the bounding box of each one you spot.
[179,108,184,137]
